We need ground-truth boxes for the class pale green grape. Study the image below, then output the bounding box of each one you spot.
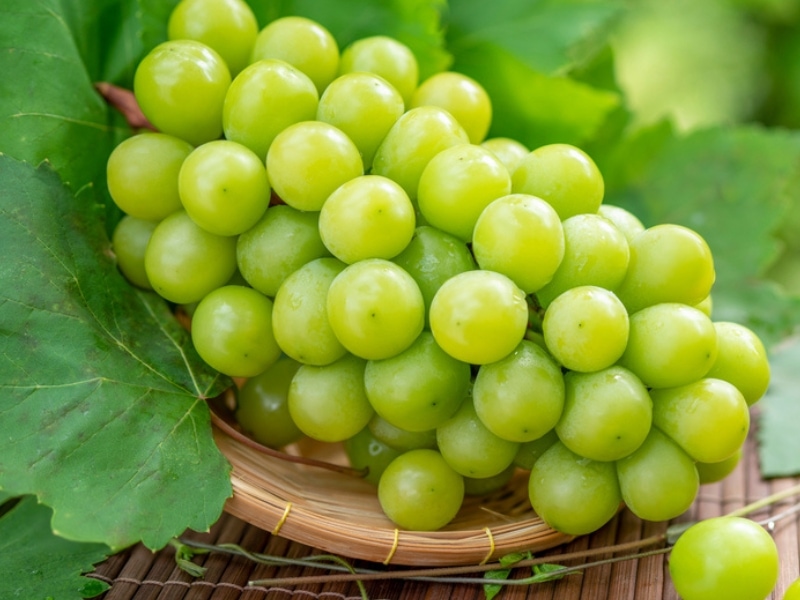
[705,322,770,405]
[616,427,698,521]
[464,464,517,496]
[694,294,713,317]
[619,303,718,389]
[235,356,304,448]
[344,426,402,486]
[271,257,347,366]
[597,203,645,244]
[144,210,237,304]
[784,578,800,600]
[371,106,469,200]
[178,140,270,236]
[222,59,318,160]
[615,224,716,313]
[411,71,492,143]
[471,193,564,292]
[472,340,565,443]
[556,366,651,461]
[511,143,604,220]
[535,213,630,307]
[436,397,520,478]
[696,447,742,485]
[318,175,416,263]
[669,517,779,600]
[528,441,621,535]
[237,205,330,298]
[191,285,281,377]
[514,429,559,470]
[134,40,231,146]
[339,35,419,105]
[266,120,363,212]
[288,353,373,442]
[326,259,425,360]
[367,414,437,452]
[429,270,528,365]
[365,331,471,432]
[250,16,338,94]
[111,216,156,290]
[106,132,193,221]
[651,378,749,463]
[167,0,258,76]
[542,286,629,373]
[317,72,405,170]
[377,449,464,531]
[417,144,511,243]
[480,137,529,174]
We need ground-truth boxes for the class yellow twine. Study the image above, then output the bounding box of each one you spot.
[271,502,292,536]
[480,527,496,565]
[383,528,400,565]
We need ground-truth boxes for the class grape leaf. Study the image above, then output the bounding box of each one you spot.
[0,155,232,552]
[0,495,110,600]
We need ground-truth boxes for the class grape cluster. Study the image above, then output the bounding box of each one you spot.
[108,0,771,537]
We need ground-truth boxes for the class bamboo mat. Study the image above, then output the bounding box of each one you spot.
[89,424,800,600]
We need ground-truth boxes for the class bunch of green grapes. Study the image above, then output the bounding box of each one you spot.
[108,0,772,566]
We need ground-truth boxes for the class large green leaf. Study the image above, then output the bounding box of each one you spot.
[0,155,232,551]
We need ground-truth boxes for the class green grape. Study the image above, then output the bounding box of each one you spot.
[472,340,565,443]
[417,144,511,243]
[235,356,304,448]
[696,447,742,485]
[535,213,630,307]
[651,378,749,464]
[111,216,157,290]
[134,40,231,146]
[542,286,629,373]
[368,414,437,452]
[178,140,270,236]
[411,71,492,144]
[705,322,770,405]
[436,397,520,479]
[266,120,363,212]
[326,259,425,360]
[339,35,419,105]
[528,441,621,536]
[237,205,330,298]
[556,366,652,462]
[615,224,716,313]
[514,429,559,470]
[167,0,258,76]
[371,106,470,200]
[616,427,698,521]
[668,516,779,600]
[318,175,416,263]
[784,577,800,600]
[481,137,529,174]
[316,72,405,170]
[144,210,237,304]
[511,143,605,220]
[471,193,564,292]
[288,353,373,442]
[464,464,517,496]
[222,59,318,161]
[429,270,528,365]
[271,257,347,366]
[392,225,476,326]
[344,426,402,486]
[365,331,470,432]
[190,285,281,377]
[106,132,193,221]
[377,449,464,531]
[694,294,713,317]
[597,203,645,244]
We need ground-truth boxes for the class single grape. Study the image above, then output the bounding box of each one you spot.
[106,132,193,221]
[411,71,492,143]
[367,414,437,452]
[513,429,559,470]
[542,286,629,373]
[668,517,779,600]
[511,143,604,220]
[471,193,564,292]
[480,137,530,173]
[784,578,800,600]
[288,353,373,443]
[464,464,517,496]
[339,35,419,105]
[696,447,742,485]
[472,340,565,443]
[190,285,281,377]
[250,16,339,94]
[235,356,304,448]
[134,40,231,146]
[111,216,157,290]
[377,449,464,531]
[344,426,402,486]
[326,259,425,360]
[597,203,645,243]
[365,331,471,432]
[429,269,528,365]
[694,294,713,317]
[705,321,770,405]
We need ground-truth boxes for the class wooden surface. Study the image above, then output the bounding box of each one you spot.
[89,430,800,599]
